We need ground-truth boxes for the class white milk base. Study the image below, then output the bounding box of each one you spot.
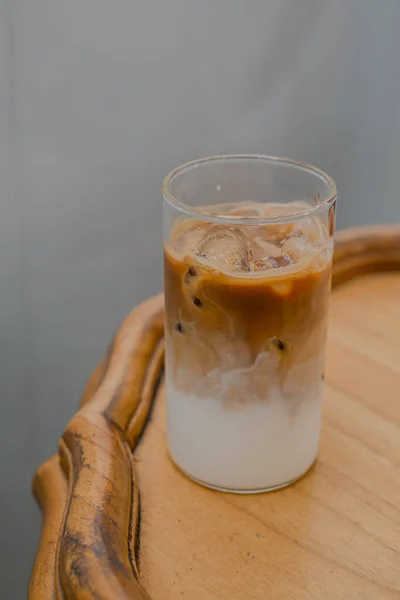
[167,385,322,491]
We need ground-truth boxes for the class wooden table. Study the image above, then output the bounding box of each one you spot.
[28,226,400,600]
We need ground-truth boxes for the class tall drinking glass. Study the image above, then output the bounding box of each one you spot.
[162,155,337,493]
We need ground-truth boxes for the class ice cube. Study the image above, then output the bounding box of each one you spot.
[226,201,265,217]
[252,237,283,260]
[195,225,253,272]
[201,201,265,218]
[171,221,209,254]
[253,253,293,271]
[252,237,293,270]
[281,234,315,262]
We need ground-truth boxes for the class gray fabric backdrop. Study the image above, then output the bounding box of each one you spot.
[1,1,400,596]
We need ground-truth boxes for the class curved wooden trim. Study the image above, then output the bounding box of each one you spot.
[29,294,163,599]
[333,225,400,286]
[28,226,400,599]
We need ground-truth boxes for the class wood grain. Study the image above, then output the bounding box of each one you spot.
[28,226,400,599]
[29,294,164,600]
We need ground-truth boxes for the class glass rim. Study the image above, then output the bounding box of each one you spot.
[162,154,337,225]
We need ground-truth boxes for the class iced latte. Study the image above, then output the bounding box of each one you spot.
[163,157,336,492]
